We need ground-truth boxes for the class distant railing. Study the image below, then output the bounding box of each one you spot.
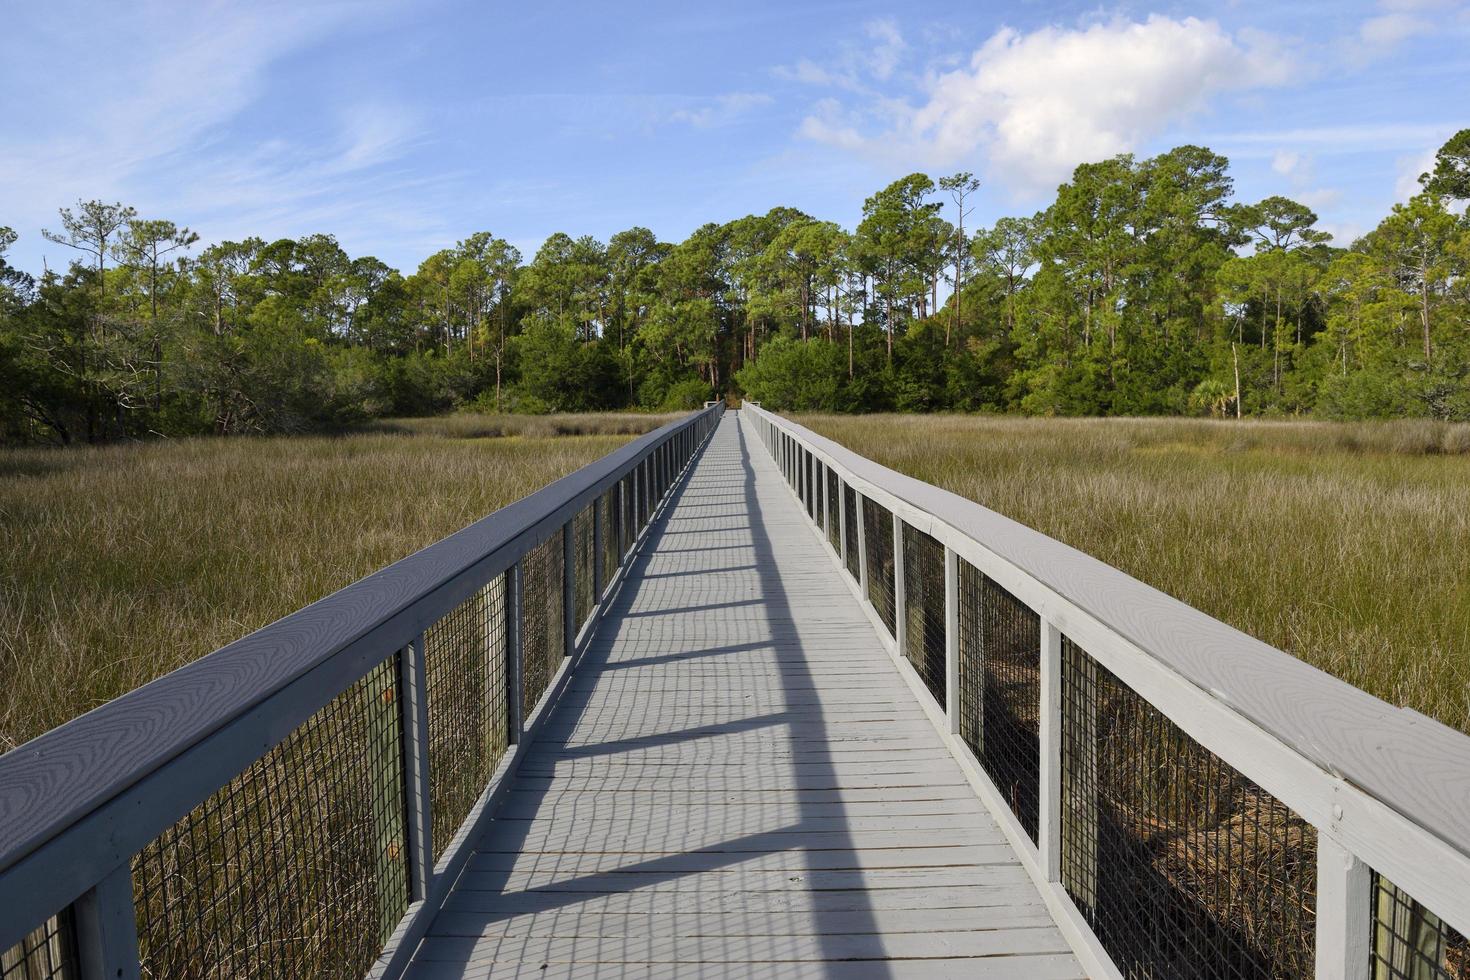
[0,404,723,980]
[744,404,1470,980]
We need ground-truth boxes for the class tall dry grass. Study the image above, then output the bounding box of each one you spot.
[797,414,1470,736]
[0,414,669,750]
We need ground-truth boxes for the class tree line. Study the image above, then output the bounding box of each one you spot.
[1,130,1467,444]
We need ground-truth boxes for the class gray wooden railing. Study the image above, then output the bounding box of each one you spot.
[744,404,1470,980]
[0,404,722,980]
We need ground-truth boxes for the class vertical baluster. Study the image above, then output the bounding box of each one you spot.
[1037,620,1063,881]
[944,547,960,734]
[892,512,907,660]
[1315,836,1371,980]
[399,634,433,898]
[74,865,140,980]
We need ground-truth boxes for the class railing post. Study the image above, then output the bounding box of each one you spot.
[74,865,140,980]
[856,493,869,596]
[944,547,960,734]
[562,521,576,658]
[507,563,524,743]
[593,498,605,602]
[1038,619,1063,881]
[1315,836,1371,980]
[892,512,907,660]
[399,634,433,899]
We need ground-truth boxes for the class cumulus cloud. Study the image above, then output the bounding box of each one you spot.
[796,15,1291,194]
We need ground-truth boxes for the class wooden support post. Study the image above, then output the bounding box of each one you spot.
[1038,619,1064,881]
[74,865,140,980]
[1316,835,1372,980]
[592,499,605,603]
[562,521,575,657]
[892,511,907,659]
[399,635,433,899]
[855,493,869,596]
[944,547,960,734]
[507,563,524,743]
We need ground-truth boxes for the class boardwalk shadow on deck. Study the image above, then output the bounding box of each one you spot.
[419,417,894,977]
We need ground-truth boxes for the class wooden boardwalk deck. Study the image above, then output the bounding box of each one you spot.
[404,412,1084,979]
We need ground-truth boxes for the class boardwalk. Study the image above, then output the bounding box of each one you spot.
[405,413,1084,979]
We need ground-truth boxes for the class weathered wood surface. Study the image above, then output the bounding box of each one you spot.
[405,413,1082,979]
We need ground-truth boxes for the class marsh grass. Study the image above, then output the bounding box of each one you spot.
[797,414,1470,736]
[0,413,670,750]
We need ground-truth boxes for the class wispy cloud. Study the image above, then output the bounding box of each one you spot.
[774,17,910,93]
[669,93,774,129]
[0,1,433,261]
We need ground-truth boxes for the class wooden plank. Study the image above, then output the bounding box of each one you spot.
[441,881,1049,916]
[404,413,1079,979]
[429,904,1058,938]
[406,954,1087,980]
[412,928,1074,964]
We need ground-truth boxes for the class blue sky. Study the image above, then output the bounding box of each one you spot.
[3,0,1467,274]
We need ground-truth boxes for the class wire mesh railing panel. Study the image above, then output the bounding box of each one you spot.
[1,911,77,980]
[901,524,947,707]
[826,469,841,553]
[843,484,860,581]
[861,497,896,636]
[573,505,595,630]
[132,654,410,980]
[1371,873,1468,979]
[956,561,1042,842]
[424,575,509,862]
[599,488,619,597]
[1059,638,1316,980]
[519,531,566,718]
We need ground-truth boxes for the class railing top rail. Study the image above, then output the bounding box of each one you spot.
[746,405,1470,872]
[0,406,720,879]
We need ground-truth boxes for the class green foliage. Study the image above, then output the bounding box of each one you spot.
[733,337,847,412]
[2,128,1468,444]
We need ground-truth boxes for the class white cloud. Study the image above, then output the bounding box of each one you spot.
[0,1,439,266]
[798,15,1291,194]
[1395,147,1439,199]
[1347,0,1463,62]
[1272,151,1302,176]
[669,93,773,129]
[866,19,907,81]
[774,17,910,92]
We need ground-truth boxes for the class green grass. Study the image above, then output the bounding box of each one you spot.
[0,413,674,751]
[795,414,1470,736]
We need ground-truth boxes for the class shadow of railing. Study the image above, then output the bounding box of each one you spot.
[420,412,890,977]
